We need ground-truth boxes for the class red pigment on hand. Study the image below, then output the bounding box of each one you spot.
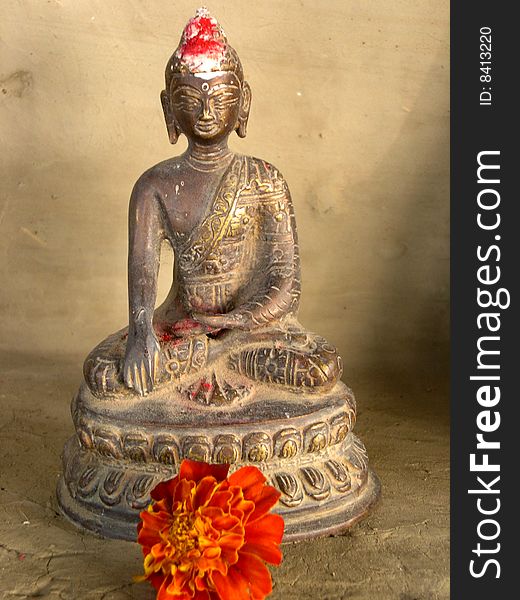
[159,331,175,342]
[158,331,185,345]
[157,318,215,343]
[172,318,202,333]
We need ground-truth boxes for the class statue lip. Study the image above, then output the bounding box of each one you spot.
[194,121,220,136]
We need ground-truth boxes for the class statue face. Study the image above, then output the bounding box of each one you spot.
[169,73,243,142]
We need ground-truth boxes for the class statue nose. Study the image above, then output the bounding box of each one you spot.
[199,97,214,121]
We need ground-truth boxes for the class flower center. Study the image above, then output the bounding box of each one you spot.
[169,512,198,557]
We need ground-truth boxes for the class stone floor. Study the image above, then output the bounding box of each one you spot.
[0,352,449,599]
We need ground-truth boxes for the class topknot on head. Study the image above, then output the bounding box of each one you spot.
[175,7,227,72]
[165,8,243,88]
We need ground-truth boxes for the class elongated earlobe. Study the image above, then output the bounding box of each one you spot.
[236,81,251,138]
[161,90,181,144]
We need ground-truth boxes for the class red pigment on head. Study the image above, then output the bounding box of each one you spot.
[179,14,225,61]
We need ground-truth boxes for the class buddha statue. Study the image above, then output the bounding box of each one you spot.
[58,8,379,541]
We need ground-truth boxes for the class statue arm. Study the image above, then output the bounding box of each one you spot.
[196,180,301,330]
[235,182,300,326]
[123,176,164,394]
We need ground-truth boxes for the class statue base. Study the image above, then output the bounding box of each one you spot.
[57,381,380,541]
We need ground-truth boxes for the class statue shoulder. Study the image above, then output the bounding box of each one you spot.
[244,156,289,195]
[130,158,180,202]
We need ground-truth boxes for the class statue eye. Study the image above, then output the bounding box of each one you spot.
[176,94,201,111]
[212,99,226,110]
[211,93,239,110]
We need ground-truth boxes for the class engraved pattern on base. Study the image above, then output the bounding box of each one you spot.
[58,427,379,542]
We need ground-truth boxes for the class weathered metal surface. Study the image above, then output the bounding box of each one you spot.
[58,8,380,540]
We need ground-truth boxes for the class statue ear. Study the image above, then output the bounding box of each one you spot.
[236,81,251,138]
[161,90,181,144]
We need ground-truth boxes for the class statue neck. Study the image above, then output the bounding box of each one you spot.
[186,139,232,172]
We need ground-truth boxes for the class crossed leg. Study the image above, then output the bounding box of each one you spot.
[84,320,342,397]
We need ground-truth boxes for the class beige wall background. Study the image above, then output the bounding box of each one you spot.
[0,0,449,385]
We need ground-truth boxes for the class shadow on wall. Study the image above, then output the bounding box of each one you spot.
[326,55,449,393]
[1,14,449,405]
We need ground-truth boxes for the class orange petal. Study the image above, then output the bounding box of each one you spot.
[172,479,195,510]
[194,476,219,508]
[200,505,225,521]
[235,552,273,599]
[207,490,233,510]
[228,466,266,492]
[218,532,245,550]
[149,572,166,591]
[138,528,166,545]
[197,554,228,575]
[157,575,175,599]
[195,575,207,591]
[179,459,230,484]
[166,568,192,597]
[137,522,159,541]
[153,498,173,513]
[140,508,170,529]
[202,546,221,559]
[246,487,281,523]
[245,514,284,546]
[230,499,256,524]
[151,478,178,502]
[211,566,249,600]
[138,515,167,541]
[241,541,282,566]
[210,513,241,533]
[220,546,240,567]
[137,534,161,553]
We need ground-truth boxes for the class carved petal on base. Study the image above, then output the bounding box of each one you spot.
[213,435,241,464]
[274,428,302,459]
[351,436,370,471]
[93,429,122,459]
[57,431,380,542]
[325,460,352,493]
[76,466,98,498]
[71,382,358,467]
[243,432,272,462]
[183,436,211,462]
[300,467,331,501]
[153,436,180,465]
[127,475,157,510]
[59,379,379,541]
[99,471,126,506]
[275,472,304,507]
[123,434,150,463]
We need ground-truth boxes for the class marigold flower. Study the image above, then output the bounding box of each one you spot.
[136,459,284,600]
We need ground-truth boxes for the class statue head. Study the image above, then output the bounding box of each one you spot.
[161,7,252,145]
